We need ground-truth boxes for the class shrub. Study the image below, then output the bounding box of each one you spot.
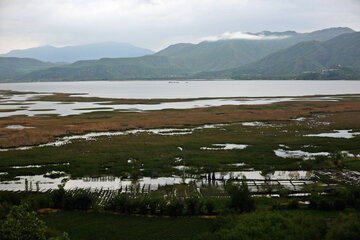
[167,199,184,216]
[318,198,332,211]
[50,188,66,209]
[0,203,47,240]
[225,181,255,213]
[326,213,360,240]
[64,190,95,210]
[333,198,346,211]
[193,211,326,240]
[185,197,201,215]
[106,194,128,213]
[204,199,215,215]
[288,199,299,209]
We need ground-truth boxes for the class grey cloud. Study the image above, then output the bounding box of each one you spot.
[0,0,359,53]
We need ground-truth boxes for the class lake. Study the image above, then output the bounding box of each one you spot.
[1,80,360,99]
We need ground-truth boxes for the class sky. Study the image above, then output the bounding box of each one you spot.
[0,0,360,53]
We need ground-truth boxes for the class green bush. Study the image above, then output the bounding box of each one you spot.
[326,213,360,240]
[64,190,95,210]
[288,199,299,209]
[51,188,66,209]
[204,199,215,215]
[193,211,326,240]
[225,181,255,213]
[167,199,184,216]
[0,203,47,240]
[185,197,201,215]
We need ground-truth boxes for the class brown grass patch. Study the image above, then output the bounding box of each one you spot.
[1,100,360,148]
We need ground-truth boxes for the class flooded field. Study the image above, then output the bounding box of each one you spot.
[0,92,341,118]
[0,170,315,192]
[0,81,360,197]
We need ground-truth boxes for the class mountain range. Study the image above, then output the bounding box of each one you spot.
[0,27,359,82]
[0,42,154,63]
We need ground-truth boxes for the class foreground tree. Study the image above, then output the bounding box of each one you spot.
[0,203,47,240]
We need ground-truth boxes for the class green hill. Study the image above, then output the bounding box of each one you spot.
[156,27,354,72]
[19,56,189,81]
[227,32,360,78]
[0,57,63,81]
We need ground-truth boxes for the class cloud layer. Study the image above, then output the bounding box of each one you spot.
[0,0,359,53]
[201,32,291,42]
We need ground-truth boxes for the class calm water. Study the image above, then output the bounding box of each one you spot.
[1,80,360,99]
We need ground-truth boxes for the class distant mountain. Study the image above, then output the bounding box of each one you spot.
[226,32,360,78]
[0,42,154,63]
[1,27,358,81]
[18,56,189,81]
[0,57,63,80]
[155,27,355,72]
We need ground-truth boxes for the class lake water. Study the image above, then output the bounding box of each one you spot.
[1,80,360,99]
[1,80,359,117]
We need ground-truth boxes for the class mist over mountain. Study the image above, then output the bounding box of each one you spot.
[0,42,154,63]
[155,27,354,72]
[223,32,360,79]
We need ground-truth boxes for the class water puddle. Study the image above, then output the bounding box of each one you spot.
[10,163,70,169]
[0,170,314,192]
[173,166,191,170]
[274,149,330,160]
[5,125,35,130]
[241,122,274,127]
[0,88,346,118]
[305,129,360,139]
[200,143,248,150]
[341,151,360,158]
[0,123,227,152]
[227,163,246,167]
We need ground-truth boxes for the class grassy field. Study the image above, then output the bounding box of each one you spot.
[0,110,359,180]
[41,211,213,240]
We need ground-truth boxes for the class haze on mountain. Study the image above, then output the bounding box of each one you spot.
[0,42,154,63]
[224,32,360,79]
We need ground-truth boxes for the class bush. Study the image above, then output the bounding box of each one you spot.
[64,190,95,210]
[167,199,184,216]
[318,198,332,211]
[0,203,47,240]
[334,198,346,211]
[204,199,215,215]
[326,213,360,240]
[185,197,201,215]
[193,211,326,240]
[225,181,255,213]
[288,199,299,209]
[106,194,128,213]
[50,188,66,209]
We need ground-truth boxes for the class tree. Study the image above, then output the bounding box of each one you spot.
[0,203,47,240]
[225,181,255,213]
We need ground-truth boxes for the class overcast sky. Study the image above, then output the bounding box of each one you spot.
[0,0,360,53]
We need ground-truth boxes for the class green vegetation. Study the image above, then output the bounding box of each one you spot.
[0,111,359,179]
[0,57,61,80]
[1,181,360,239]
[41,211,212,240]
[0,203,47,240]
[227,32,360,79]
